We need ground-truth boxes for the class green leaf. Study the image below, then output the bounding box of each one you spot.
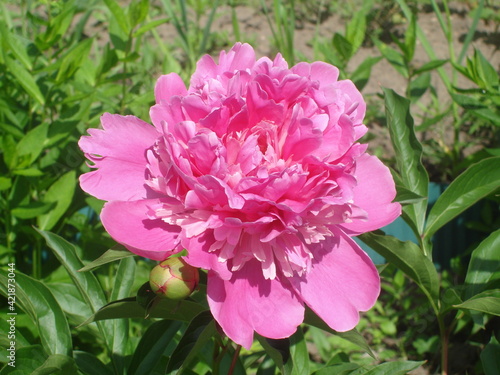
[37,170,77,231]
[0,176,12,191]
[32,354,79,375]
[5,55,45,105]
[414,59,448,75]
[129,320,183,375]
[333,33,353,63]
[404,13,416,62]
[11,201,55,219]
[360,360,425,375]
[132,17,169,38]
[0,345,46,375]
[374,39,408,78]
[350,56,382,91]
[303,308,375,358]
[35,230,114,347]
[82,296,207,324]
[289,327,309,375]
[384,88,429,238]
[15,123,49,165]
[0,272,72,356]
[345,11,366,54]
[104,0,131,35]
[409,72,430,102]
[481,335,500,375]
[358,231,439,312]
[110,257,136,373]
[464,229,500,299]
[257,335,290,374]
[56,38,94,83]
[395,185,426,205]
[0,24,32,70]
[424,157,500,239]
[79,245,134,272]
[41,0,76,47]
[454,289,500,316]
[313,363,360,375]
[74,351,113,375]
[166,311,217,374]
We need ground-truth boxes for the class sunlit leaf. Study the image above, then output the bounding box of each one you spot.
[424,157,500,239]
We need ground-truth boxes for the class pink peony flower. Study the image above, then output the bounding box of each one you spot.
[79,43,401,349]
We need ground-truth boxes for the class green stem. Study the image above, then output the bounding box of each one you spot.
[438,315,449,375]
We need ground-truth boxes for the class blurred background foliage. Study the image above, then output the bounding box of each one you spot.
[0,0,499,374]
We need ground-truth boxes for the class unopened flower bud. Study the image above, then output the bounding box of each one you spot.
[149,257,199,300]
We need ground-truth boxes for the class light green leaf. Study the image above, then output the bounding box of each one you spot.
[0,273,72,356]
[15,123,49,165]
[104,0,131,35]
[424,157,500,239]
[409,72,430,102]
[56,38,94,83]
[395,185,426,205]
[0,345,46,375]
[414,59,448,75]
[5,56,45,105]
[350,56,382,91]
[454,289,500,316]
[464,229,500,299]
[384,88,429,238]
[290,327,309,375]
[0,24,32,70]
[358,231,439,312]
[79,245,134,272]
[404,13,416,62]
[374,39,408,78]
[37,171,77,230]
[360,360,425,375]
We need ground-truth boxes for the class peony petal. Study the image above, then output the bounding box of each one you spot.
[291,228,380,332]
[79,114,159,201]
[340,154,401,235]
[207,260,304,349]
[154,73,187,104]
[100,199,181,260]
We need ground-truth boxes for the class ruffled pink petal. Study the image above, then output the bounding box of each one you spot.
[341,154,401,235]
[100,199,181,260]
[154,73,187,104]
[207,260,304,349]
[291,228,380,332]
[79,114,159,201]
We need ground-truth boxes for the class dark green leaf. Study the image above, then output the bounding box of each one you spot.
[73,351,113,375]
[313,363,360,375]
[481,335,500,375]
[333,33,353,63]
[129,320,183,375]
[11,201,55,219]
[424,157,500,239]
[0,273,72,356]
[304,308,375,358]
[257,335,290,374]
[404,13,416,62]
[384,88,429,237]
[464,229,500,299]
[359,231,439,311]
[409,72,430,102]
[166,311,216,374]
[350,57,382,91]
[0,345,46,375]
[361,360,425,374]
[32,354,78,375]
[82,296,207,324]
